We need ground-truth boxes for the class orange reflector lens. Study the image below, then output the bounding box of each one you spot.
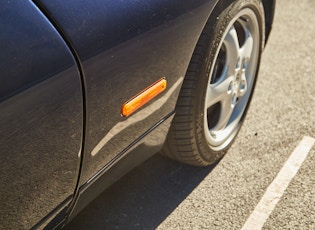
[121,78,167,117]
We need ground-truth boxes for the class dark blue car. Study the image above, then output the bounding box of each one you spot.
[0,0,275,228]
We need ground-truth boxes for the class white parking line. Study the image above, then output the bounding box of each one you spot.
[241,136,315,230]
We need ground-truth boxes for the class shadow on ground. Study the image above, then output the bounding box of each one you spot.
[65,154,216,229]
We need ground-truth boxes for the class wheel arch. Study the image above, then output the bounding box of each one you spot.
[210,0,275,45]
[261,0,276,44]
[162,0,269,165]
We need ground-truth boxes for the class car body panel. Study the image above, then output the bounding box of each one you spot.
[35,0,219,190]
[0,0,275,228]
[0,1,83,228]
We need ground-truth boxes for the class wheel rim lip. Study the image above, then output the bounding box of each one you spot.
[204,8,260,150]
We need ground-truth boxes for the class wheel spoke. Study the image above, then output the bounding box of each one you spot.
[224,25,241,75]
[240,22,254,60]
[207,76,234,108]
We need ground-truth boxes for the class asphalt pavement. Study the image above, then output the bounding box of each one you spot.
[66,0,315,229]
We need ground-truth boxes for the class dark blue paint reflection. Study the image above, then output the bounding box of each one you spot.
[0,2,72,101]
[0,1,83,228]
[37,0,208,59]
[37,0,217,186]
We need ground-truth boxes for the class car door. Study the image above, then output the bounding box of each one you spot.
[0,1,83,228]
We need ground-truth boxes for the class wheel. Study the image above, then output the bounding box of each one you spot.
[162,0,265,166]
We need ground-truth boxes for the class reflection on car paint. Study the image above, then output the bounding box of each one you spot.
[91,76,183,156]
[0,2,83,228]
[0,68,83,228]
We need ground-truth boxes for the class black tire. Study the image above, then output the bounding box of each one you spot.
[162,0,265,166]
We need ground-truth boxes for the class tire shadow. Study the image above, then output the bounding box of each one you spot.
[65,154,216,229]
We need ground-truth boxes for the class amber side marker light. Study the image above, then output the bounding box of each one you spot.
[121,78,167,117]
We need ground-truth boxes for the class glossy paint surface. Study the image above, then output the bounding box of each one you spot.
[37,0,218,188]
[0,0,225,227]
[0,1,83,228]
[0,0,277,227]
